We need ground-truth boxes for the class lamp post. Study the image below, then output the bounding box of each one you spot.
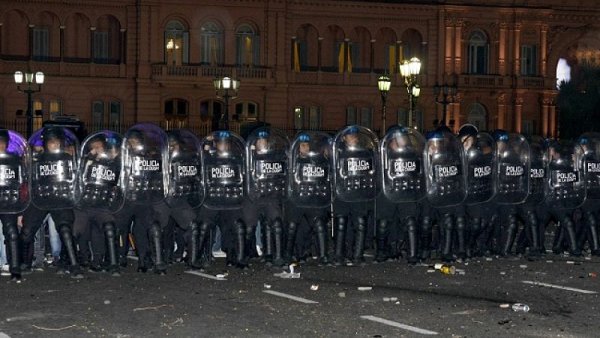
[399,57,421,128]
[213,76,240,130]
[14,70,44,138]
[377,74,391,136]
[433,81,458,127]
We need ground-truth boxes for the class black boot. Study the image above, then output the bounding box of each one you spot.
[263,220,273,264]
[563,216,581,256]
[502,214,518,257]
[284,221,298,263]
[334,216,347,266]
[150,223,166,274]
[587,212,600,256]
[187,222,202,270]
[441,213,454,262]
[407,217,419,265]
[456,216,467,260]
[552,222,566,254]
[527,211,541,258]
[420,216,432,260]
[469,217,482,257]
[352,216,367,264]
[272,218,284,266]
[197,222,211,268]
[5,224,21,281]
[104,222,120,276]
[375,219,388,263]
[59,225,83,279]
[315,217,329,265]
[235,220,247,268]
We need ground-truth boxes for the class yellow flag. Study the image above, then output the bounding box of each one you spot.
[293,40,300,72]
[338,43,345,73]
[388,45,395,73]
[347,43,352,73]
[245,36,252,65]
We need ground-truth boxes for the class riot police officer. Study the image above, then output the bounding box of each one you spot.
[152,130,204,269]
[424,126,467,262]
[286,132,332,264]
[21,126,82,278]
[199,130,247,268]
[458,125,496,257]
[376,126,426,264]
[576,134,600,255]
[243,128,289,266]
[75,132,124,275]
[332,126,379,265]
[0,129,29,281]
[122,124,169,274]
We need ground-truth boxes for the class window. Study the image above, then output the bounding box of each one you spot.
[467,103,487,130]
[49,99,62,119]
[294,106,321,130]
[164,99,188,129]
[93,31,109,61]
[468,30,489,74]
[33,100,44,131]
[236,25,259,66]
[164,20,189,65]
[32,28,49,60]
[92,100,122,131]
[234,102,258,121]
[521,45,538,76]
[200,99,224,132]
[201,22,223,65]
[346,106,373,129]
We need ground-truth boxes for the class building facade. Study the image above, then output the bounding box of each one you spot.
[0,0,599,137]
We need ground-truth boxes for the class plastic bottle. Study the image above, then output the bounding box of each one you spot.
[511,303,530,312]
[434,263,456,275]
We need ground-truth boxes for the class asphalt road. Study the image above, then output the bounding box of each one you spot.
[1,253,599,337]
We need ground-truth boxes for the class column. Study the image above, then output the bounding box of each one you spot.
[540,24,548,76]
[513,23,521,75]
[497,93,506,129]
[29,24,35,59]
[317,36,323,71]
[541,98,550,137]
[120,28,127,64]
[514,96,523,133]
[549,105,556,137]
[90,26,96,62]
[445,20,453,73]
[0,23,3,56]
[454,21,463,73]
[499,23,507,75]
[60,25,65,61]
[370,39,375,72]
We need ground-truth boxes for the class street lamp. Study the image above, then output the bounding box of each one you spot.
[399,57,421,128]
[377,73,391,136]
[14,70,44,138]
[213,76,240,130]
[433,81,457,127]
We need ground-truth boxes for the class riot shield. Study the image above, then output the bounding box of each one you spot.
[288,131,332,208]
[332,125,380,202]
[462,132,496,205]
[579,133,600,200]
[246,127,289,203]
[0,129,29,213]
[494,132,530,205]
[525,137,547,205]
[29,126,79,209]
[76,131,124,213]
[201,130,245,210]
[544,140,586,210]
[166,129,204,209]
[123,123,168,205]
[380,126,425,203]
[424,128,467,208]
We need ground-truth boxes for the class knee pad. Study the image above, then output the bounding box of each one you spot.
[456,216,466,231]
[421,216,431,232]
[407,217,417,232]
[5,225,19,241]
[104,222,116,237]
[356,216,367,232]
[315,218,326,233]
[273,218,283,234]
[336,217,347,231]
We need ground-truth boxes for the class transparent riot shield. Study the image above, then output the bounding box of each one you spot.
[123,123,168,205]
[0,129,29,213]
[494,133,530,205]
[76,131,124,213]
[462,132,496,205]
[579,133,600,200]
[525,137,547,205]
[424,128,467,208]
[201,130,245,210]
[544,140,586,210]
[379,126,425,203]
[166,129,204,209]
[288,131,332,208]
[332,125,380,202]
[29,126,79,209]
[246,127,289,203]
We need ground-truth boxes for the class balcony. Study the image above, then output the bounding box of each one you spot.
[290,70,415,87]
[151,64,272,83]
[459,74,506,88]
[0,57,124,78]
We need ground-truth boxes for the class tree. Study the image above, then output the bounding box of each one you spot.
[557,63,600,139]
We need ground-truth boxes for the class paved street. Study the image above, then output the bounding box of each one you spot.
[1,253,599,337]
